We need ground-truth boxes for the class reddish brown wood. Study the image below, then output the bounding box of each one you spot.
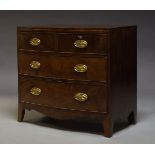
[18,105,25,122]
[107,26,137,130]
[18,52,107,82]
[19,76,107,113]
[18,31,108,54]
[24,102,104,123]
[56,33,108,53]
[18,32,56,51]
[103,115,113,137]
[17,25,137,137]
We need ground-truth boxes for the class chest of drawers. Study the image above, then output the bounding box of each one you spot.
[17,26,137,137]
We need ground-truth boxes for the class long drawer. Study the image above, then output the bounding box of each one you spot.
[18,52,107,82]
[18,31,108,54]
[19,77,107,113]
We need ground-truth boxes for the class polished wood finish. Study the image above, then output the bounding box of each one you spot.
[18,32,56,51]
[18,52,107,82]
[56,33,108,53]
[19,76,107,113]
[106,26,137,137]
[18,31,108,54]
[17,25,137,137]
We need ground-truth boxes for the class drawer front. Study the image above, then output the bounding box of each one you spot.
[18,53,107,82]
[57,33,108,54]
[19,77,107,113]
[18,32,56,51]
[18,31,108,54]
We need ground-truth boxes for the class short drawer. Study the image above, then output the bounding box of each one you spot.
[18,32,56,51]
[18,53,107,82]
[19,77,107,113]
[57,33,108,54]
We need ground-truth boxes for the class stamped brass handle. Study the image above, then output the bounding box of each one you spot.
[30,87,42,96]
[74,40,88,48]
[30,61,41,69]
[30,38,41,46]
[74,93,88,102]
[74,64,87,73]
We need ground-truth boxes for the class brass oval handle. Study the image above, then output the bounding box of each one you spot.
[30,38,41,46]
[74,93,88,102]
[30,61,41,69]
[74,40,88,48]
[74,64,87,73]
[30,87,42,96]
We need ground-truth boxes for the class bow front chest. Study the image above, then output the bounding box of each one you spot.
[17,26,137,137]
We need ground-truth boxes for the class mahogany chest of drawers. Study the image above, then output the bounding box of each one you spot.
[17,26,137,137]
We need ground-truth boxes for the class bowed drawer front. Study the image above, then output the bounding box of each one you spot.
[17,26,137,137]
[18,32,108,54]
[18,52,107,82]
[19,77,107,113]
